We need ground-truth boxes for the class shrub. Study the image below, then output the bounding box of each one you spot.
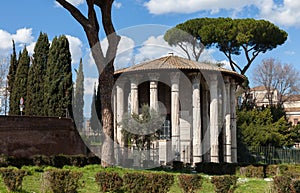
[123,172,147,193]
[211,175,238,193]
[41,169,83,193]
[195,162,237,175]
[32,155,52,166]
[178,174,202,193]
[0,168,27,192]
[95,171,123,192]
[0,154,8,167]
[239,165,265,178]
[51,155,71,168]
[146,173,174,193]
[123,172,174,193]
[273,176,292,193]
[291,179,300,193]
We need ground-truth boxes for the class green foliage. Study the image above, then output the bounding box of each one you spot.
[26,32,50,116]
[90,85,102,136]
[211,175,238,193]
[0,168,27,192]
[273,176,292,193]
[120,104,164,150]
[237,107,294,147]
[7,40,18,95]
[9,47,30,115]
[95,171,123,192]
[178,174,203,193]
[73,58,84,131]
[239,165,265,178]
[291,179,300,193]
[122,172,174,193]
[165,17,287,74]
[195,162,238,175]
[41,169,83,193]
[44,35,73,117]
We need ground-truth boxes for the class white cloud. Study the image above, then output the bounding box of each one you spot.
[0,28,34,58]
[12,28,34,44]
[86,35,135,69]
[66,0,84,6]
[144,0,252,15]
[114,1,122,9]
[27,42,36,56]
[256,0,300,27]
[84,77,98,95]
[134,35,182,63]
[66,35,83,64]
[144,0,300,27]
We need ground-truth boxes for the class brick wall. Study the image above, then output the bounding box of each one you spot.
[0,116,89,158]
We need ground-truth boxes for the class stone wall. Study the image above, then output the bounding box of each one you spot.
[0,116,89,158]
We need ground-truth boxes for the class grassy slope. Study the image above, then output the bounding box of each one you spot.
[0,165,272,193]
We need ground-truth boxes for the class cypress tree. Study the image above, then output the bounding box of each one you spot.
[26,32,50,115]
[7,40,18,110]
[9,47,30,115]
[90,85,101,135]
[74,58,84,131]
[44,35,72,117]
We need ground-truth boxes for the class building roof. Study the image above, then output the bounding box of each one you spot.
[283,95,300,102]
[114,55,245,82]
[250,86,277,91]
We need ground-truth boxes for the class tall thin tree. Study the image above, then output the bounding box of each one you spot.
[44,35,72,117]
[7,40,18,112]
[9,47,30,115]
[26,32,50,115]
[74,58,85,131]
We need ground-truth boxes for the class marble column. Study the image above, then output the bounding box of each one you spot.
[130,76,140,115]
[224,77,232,163]
[230,79,237,163]
[170,72,180,160]
[192,74,202,164]
[148,73,160,112]
[202,88,210,162]
[209,75,219,163]
[116,80,126,146]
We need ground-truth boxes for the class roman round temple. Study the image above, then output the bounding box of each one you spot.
[112,55,245,166]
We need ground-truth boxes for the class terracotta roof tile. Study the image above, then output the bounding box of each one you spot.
[114,55,245,81]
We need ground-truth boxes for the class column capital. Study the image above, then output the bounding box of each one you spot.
[189,73,202,84]
[129,74,142,85]
[115,77,127,87]
[170,72,180,84]
[224,76,230,84]
[148,72,160,81]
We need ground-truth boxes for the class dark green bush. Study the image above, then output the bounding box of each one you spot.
[273,176,292,193]
[239,165,265,178]
[146,173,174,193]
[32,155,52,166]
[0,168,27,192]
[123,173,147,193]
[95,171,123,192]
[0,154,8,167]
[195,162,237,175]
[178,174,202,193]
[51,155,71,168]
[291,179,300,193]
[69,155,88,167]
[211,175,238,193]
[123,172,174,193]
[42,169,83,193]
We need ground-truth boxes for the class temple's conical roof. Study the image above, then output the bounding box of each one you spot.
[114,55,245,82]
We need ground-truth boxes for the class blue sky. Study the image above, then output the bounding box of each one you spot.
[0,0,299,117]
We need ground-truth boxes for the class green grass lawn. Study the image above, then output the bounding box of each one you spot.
[0,165,273,193]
